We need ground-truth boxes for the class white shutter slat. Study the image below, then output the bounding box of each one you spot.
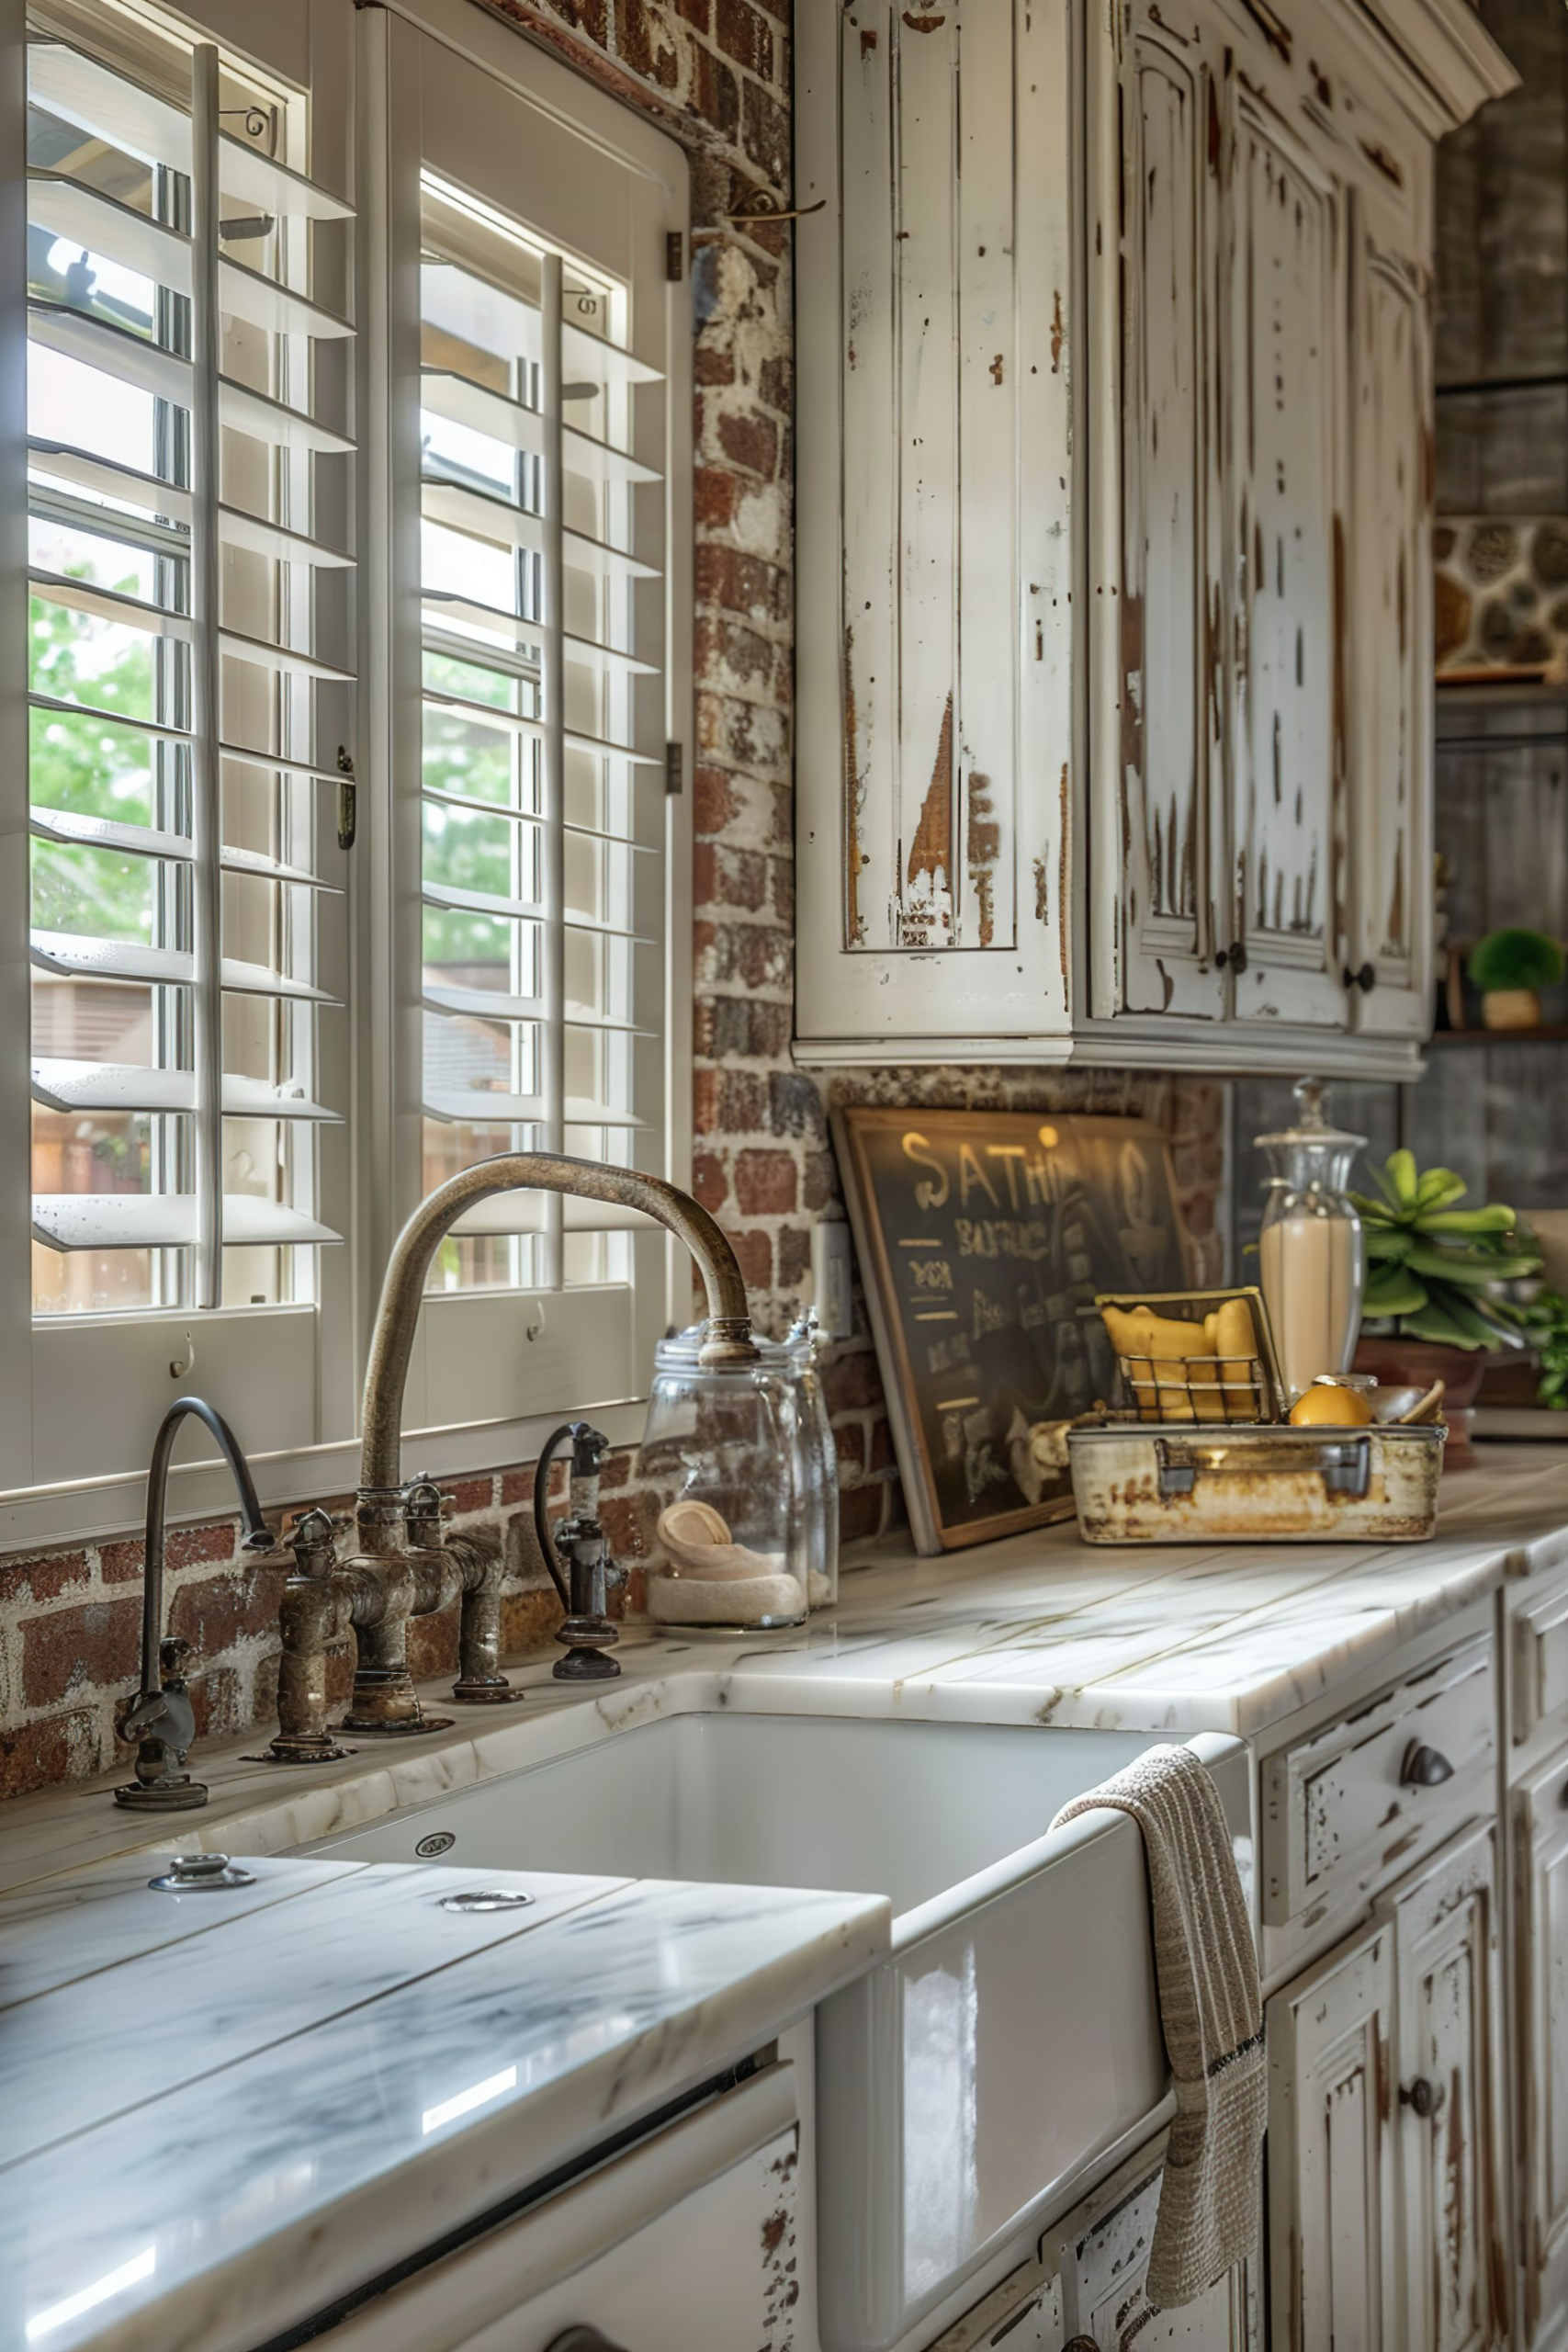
[30,694,192,747]
[28,442,195,526]
[28,42,191,177]
[30,809,337,892]
[31,932,341,1003]
[420,786,660,851]
[422,592,658,677]
[29,570,191,639]
[450,1193,659,1238]
[219,375,354,457]
[218,132,354,224]
[32,933,192,987]
[32,1061,340,1122]
[217,625,354,687]
[422,691,662,771]
[219,255,353,342]
[30,808,190,861]
[422,476,658,583]
[423,1087,644,1127]
[28,299,190,404]
[28,172,193,290]
[422,369,663,487]
[32,1194,342,1252]
[219,504,353,568]
[420,876,652,940]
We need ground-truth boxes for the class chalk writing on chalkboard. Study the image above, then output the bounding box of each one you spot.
[832,1108,1190,1555]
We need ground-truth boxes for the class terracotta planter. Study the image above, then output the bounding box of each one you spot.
[1353,1335,1491,1462]
[1481,986,1541,1030]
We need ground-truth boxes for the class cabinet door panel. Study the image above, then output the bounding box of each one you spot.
[1349,206,1433,1038]
[1517,1743,1568,2345]
[1057,2136,1250,2350]
[1224,85,1349,1031]
[1383,1822,1508,2352]
[795,0,1073,1051]
[1089,0,1227,1023]
[1268,1915,1397,2350]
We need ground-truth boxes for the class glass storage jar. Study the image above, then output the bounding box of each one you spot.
[1255,1078,1367,1405]
[638,1321,829,1632]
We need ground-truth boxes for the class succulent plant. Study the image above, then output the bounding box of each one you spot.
[1352,1150,1542,1351]
[1468,927,1565,995]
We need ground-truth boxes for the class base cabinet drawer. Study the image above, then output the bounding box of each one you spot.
[1051,2132,1254,2351]
[1511,1582,1568,1747]
[313,2064,800,2352]
[1262,1637,1495,1941]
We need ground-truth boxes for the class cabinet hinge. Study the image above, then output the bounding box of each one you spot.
[665,231,685,283]
[665,741,683,797]
[335,746,357,850]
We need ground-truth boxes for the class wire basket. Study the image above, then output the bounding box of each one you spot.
[1095,1288,1283,1426]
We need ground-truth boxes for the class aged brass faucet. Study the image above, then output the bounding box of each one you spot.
[267,1151,758,1761]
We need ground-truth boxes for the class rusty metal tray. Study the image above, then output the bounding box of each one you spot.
[1066,1420,1446,1544]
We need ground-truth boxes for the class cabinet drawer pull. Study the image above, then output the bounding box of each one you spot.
[1400,1740,1455,1788]
[1400,2075,1442,2119]
[1343,961,1377,992]
[1214,940,1248,974]
[546,2334,628,2352]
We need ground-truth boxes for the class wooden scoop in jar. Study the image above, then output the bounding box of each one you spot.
[656,1500,788,1581]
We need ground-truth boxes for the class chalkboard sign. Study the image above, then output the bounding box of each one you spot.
[833,1107,1190,1554]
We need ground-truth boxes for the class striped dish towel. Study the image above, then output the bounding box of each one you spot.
[1051,1744,1264,2307]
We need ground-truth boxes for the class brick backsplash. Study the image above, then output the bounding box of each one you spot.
[0,1,1230,1798]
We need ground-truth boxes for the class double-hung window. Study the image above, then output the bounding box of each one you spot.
[2,0,690,1526]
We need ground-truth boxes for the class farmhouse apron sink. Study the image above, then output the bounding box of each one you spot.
[301,1708,1250,2352]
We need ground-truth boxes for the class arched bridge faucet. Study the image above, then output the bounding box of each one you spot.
[115,1396,275,1811]
[267,1152,760,1760]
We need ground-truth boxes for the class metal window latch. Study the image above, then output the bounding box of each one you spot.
[666,231,684,282]
[336,747,357,850]
[666,741,683,797]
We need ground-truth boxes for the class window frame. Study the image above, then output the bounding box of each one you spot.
[0,0,692,1546]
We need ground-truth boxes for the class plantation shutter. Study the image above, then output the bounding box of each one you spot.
[25,8,354,1315]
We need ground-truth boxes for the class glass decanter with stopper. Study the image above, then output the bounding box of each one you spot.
[1255,1078,1367,1405]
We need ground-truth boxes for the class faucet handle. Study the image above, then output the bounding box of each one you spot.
[288,1507,339,1578]
[158,1636,197,1682]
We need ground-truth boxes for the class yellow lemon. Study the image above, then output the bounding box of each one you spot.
[1289,1384,1374,1428]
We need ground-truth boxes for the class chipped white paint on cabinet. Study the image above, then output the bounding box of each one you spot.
[1382,1823,1508,2352]
[796,0,1075,1052]
[1054,2132,1253,2350]
[1223,79,1349,1031]
[1349,203,1435,1040]
[1515,1742,1568,2347]
[1268,1911,1398,2348]
[1088,0,1228,1024]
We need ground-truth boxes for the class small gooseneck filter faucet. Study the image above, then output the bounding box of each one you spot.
[267,1151,759,1759]
[115,1396,275,1811]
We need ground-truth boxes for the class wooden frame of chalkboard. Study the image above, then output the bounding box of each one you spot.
[832,1107,1192,1555]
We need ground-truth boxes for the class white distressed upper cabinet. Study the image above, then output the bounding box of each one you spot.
[795,0,1512,1077]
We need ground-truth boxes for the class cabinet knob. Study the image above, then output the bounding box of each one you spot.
[1215,940,1248,974]
[1066,2340,1101,2351]
[1343,961,1377,992]
[1400,1740,1455,1788]
[1401,2075,1442,2119]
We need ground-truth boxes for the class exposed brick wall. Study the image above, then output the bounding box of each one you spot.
[0,0,1232,1798]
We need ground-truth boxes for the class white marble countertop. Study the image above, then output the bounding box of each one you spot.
[0,1850,886,2352]
[5,1441,1568,2352]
